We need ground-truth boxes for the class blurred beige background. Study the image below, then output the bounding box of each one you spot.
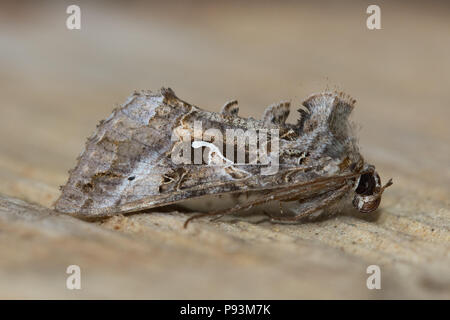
[0,1,449,299]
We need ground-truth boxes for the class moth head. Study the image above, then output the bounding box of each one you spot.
[352,171,393,213]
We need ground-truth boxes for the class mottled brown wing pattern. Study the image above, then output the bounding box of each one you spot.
[56,87,373,221]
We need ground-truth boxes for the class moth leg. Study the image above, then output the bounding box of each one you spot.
[278,201,285,215]
[266,184,351,222]
[183,174,359,228]
[183,188,301,228]
[209,214,225,222]
[184,198,272,228]
[183,180,335,228]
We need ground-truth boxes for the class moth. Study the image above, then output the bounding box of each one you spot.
[55,88,392,227]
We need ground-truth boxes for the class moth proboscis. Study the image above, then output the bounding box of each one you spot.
[55,87,392,228]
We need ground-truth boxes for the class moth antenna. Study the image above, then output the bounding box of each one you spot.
[262,101,290,126]
[221,100,239,116]
[381,178,393,192]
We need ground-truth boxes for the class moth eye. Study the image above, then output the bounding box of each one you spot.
[355,173,376,196]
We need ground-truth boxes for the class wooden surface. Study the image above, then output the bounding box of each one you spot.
[0,2,449,299]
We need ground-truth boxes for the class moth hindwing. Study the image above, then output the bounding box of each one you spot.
[56,88,392,225]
